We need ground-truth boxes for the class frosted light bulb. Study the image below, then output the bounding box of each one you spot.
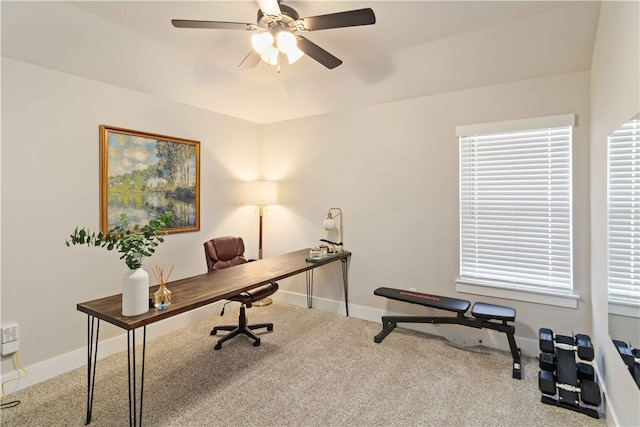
[251,32,273,55]
[277,31,297,54]
[286,46,304,64]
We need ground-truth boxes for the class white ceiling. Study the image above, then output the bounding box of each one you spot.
[1,1,600,124]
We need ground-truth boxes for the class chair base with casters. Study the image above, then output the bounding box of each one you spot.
[211,304,274,350]
[210,283,278,350]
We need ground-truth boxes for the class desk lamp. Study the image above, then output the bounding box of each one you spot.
[323,208,344,252]
[245,180,278,306]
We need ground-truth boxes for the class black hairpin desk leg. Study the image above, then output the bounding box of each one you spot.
[86,316,100,425]
[341,258,349,317]
[305,259,350,317]
[127,327,147,427]
[85,317,147,427]
[306,270,314,309]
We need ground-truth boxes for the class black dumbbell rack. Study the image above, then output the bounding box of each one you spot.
[538,328,602,419]
[613,339,640,388]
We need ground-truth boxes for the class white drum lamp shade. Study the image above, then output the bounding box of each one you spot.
[245,181,278,206]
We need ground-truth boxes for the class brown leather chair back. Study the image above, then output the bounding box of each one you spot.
[204,236,247,271]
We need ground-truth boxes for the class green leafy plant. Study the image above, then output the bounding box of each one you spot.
[65,211,172,270]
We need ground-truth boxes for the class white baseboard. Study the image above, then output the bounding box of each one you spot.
[0,302,223,395]
[3,293,540,394]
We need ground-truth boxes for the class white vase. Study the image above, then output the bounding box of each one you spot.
[122,268,149,316]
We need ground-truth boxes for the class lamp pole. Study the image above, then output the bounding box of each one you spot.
[258,206,264,259]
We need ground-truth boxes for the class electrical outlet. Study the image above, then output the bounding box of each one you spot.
[408,287,417,292]
[2,323,18,343]
[1,323,19,356]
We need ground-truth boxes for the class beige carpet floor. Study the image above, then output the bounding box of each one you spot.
[1,301,606,426]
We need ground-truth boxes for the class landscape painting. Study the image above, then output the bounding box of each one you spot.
[99,125,200,234]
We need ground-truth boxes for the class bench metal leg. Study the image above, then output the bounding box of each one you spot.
[375,314,522,379]
[506,331,522,379]
[374,318,397,343]
[478,319,521,379]
[374,315,469,343]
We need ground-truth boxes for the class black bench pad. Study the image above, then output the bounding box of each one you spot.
[471,302,516,322]
[374,287,470,314]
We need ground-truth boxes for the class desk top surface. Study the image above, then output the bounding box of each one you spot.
[77,248,351,330]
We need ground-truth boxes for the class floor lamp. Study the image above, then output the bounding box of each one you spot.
[245,180,278,306]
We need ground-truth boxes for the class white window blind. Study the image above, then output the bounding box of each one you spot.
[458,116,573,294]
[608,114,640,307]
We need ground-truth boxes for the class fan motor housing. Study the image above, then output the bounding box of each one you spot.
[257,4,299,33]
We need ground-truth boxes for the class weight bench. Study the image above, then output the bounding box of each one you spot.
[374,287,522,379]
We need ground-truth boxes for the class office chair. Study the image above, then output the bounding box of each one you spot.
[203,236,278,350]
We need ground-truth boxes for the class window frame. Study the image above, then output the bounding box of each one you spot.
[607,113,640,318]
[455,114,579,308]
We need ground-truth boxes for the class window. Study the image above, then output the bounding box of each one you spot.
[608,113,640,312]
[456,114,576,307]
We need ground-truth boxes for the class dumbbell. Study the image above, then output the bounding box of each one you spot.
[580,379,601,406]
[539,352,556,372]
[613,340,640,369]
[549,333,594,361]
[575,333,594,361]
[615,343,635,369]
[539,328,555,353]
[612,339,628,349]
[538,369,556,395]
[576,362,595,381]
[549,379,601,407]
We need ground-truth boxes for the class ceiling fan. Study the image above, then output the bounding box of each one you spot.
[171,0,376,71]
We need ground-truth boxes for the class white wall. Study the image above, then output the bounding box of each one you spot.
[590,1,640,426]
[0,58,262,387]
[262,71,593,351]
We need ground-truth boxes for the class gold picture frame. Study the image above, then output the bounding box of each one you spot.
[99,125,200,234]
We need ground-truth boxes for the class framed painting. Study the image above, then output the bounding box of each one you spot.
[99,125,200,234]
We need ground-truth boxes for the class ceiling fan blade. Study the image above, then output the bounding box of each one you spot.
[239,50,261,69]
[171,19,257,31]
[296,8,375,31]
[296,36,342,69]
[257,0,281,19]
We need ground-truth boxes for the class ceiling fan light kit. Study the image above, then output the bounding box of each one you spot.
[251,30,304,66]
[172,1,375,71]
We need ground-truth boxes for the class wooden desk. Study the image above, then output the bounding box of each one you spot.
[77,248,351,426]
